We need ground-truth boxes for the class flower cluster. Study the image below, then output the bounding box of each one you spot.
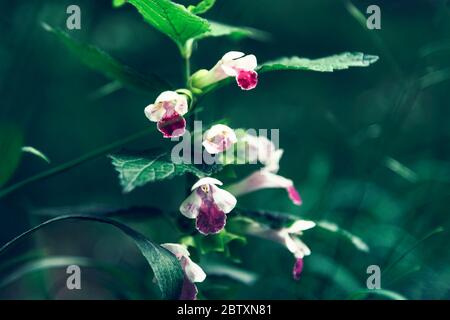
[146,51,310,299]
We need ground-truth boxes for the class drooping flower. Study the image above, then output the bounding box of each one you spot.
[161,243,206,300]
[242,133,284,172]
[144,91,188,138]
[180,177,237,235]
[191,51,258,91]
[203,124,238,154]
[244,219,315,280]
[227,133,302,205]
[227,170,302,205]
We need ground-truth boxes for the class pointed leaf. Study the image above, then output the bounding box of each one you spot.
[195,21,269,41]
[127,0,210,46]
[22,146,50,164]
[259,52,379,73]
[42,23,170,93]
[349,289,407,300]
[0,215,184,299]
[109,149,222,193]
[188,0,216,15]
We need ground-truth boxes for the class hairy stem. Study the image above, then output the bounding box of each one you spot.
[183,52,197,196]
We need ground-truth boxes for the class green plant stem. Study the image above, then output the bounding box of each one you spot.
[183,51,197,196]
[0,127,153,199]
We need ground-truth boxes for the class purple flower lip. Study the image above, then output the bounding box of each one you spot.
[179,276,198,300]
[179,178,237,235]
[195,199,227,235]
[293,258,304,281]
[237,70,258,90]
[157,112,186,138]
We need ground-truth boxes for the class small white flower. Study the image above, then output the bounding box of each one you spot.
[144,91,188,138]
[180,177,237,235]
[227,170,302,205]
[191,51,259,90]
[242,133,284,172]
[228,133,302,205]
[161,243,206,283]
[203,124,238,154]
[244,219,315,280]
[161,243,206,300]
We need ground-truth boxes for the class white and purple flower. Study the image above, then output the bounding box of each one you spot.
[191,51,259,91]
[203,124,237,154]
[244,219,315,280]
[161,243,206,300]
[144,91,189,138]
[227,133,302,205]
[180,177,237,235]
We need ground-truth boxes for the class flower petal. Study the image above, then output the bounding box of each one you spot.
[222,51,245,61]
[195,199,226,235]
[161,243,190,259]
[174,94,189,116]
[236,70,258,90]
[263,149,284,173]
[227,170,302,206]
[292,258,303,281]
[182,256,207,283]
[287,186,302,205]
[287,237,311,257]
[144,103,165,122]
[179,277,198,300]
[202,124,237,154]
[180,190,202,219]
[155,91,180,104]
[212,185,237,214]
[235,54,258,71]
[191,177,223,191]
[157,113,186,138]
[202,139,223,154]
[287,220,316,233]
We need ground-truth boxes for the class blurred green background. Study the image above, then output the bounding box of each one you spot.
[0,0,449,299]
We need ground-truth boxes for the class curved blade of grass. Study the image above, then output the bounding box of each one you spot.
[22,146,50,164]
[0,215,184,300]
[382,227,444,276]
[348,289,407,300]
[0,124,23,187]
[0,256,132,289]
[316,220,370,252]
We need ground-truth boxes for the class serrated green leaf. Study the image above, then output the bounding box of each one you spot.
[195,21,269,41]
[201,52,379,96]
[22,146,50,164]
[259,52,379,73]
[0,124,23,187]
[127,0,210,47]
[42,23,170,93]
[0,215,184,299]
[109,149,222,193]
[188,0,216,15]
